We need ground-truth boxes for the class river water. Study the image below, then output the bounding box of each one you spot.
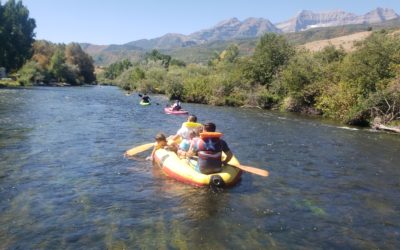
[0,86,399,249]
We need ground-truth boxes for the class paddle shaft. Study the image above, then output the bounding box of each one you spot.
[232,164,269,177]
[189,156,268,177]
[124,142,154,157]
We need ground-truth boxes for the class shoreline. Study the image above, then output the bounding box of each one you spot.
[2,84,399,134]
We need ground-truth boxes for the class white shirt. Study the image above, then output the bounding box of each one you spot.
[176,126,192,140]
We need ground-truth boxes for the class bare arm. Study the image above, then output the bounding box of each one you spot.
[222,150,233,165]
[221,140,232,165]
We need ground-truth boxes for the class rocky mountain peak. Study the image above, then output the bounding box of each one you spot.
[214,18,241,28]
[276,8,399,32]
[362,7,399,23]
[189,17,279,41]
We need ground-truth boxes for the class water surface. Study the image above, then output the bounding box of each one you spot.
[0,86,399,249]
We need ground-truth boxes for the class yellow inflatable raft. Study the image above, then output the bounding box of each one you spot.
[153,149,242,187]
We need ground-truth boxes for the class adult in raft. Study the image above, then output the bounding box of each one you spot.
[171,100,182,111]
[187,122,233,174]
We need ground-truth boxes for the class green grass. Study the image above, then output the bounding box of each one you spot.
[0,79,20,87]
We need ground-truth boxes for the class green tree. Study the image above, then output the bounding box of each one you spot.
[104,59,132,79]
[244,33,294,89]
[220,44,239,63]
[280,50,321,96]
[314,44,346,64]
[50,48,68,82]
[65,43,95,83]
[340,32,398,97]
[145,49,171,69]
[17,60,44,85]
[317,32,400,125]
[0,0,36,72]
[170,58,186,67]
[130,67,145,82]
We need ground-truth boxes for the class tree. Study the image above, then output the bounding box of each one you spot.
[65,43,95,83]
[280,50,321,97]
[17,60,44,85]
[220,44,239,63]
[209,44,240,66]
[314,44,346,64]
[244,33,294,89]
[145,49,171,69]
[50,48,67,82]
[32,40,56,70]
[104,59,132,79]
[0,0,36,72]
[317,32,400,125]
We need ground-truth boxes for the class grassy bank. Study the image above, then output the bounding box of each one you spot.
[0,79,21,88]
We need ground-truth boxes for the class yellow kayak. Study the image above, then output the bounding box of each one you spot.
[153,149,242,187]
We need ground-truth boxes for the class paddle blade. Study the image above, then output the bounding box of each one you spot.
[236,164,269,177]
[124,143,154,157]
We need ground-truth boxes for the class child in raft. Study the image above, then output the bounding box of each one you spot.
[170,115,202,152]
[177,128,201,159]
[146,133,177,161]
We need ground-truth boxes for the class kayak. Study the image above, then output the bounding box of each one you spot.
[140,100,151,106]
[164,107,189,115]
[153,149,242,187]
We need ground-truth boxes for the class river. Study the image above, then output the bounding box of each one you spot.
[0,86,399,249]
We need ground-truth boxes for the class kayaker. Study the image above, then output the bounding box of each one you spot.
[141,93,151,103]
[171,100,182,111]
[187,122,233,174]
[146,133,177,161]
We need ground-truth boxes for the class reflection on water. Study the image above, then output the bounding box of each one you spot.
[0,86,399,249]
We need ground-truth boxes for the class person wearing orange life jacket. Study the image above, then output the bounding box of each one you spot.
[187,122,233,174]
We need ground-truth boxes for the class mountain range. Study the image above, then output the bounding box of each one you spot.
[121,8,399,50]
[276,7,399,32]
[82,7,400,65]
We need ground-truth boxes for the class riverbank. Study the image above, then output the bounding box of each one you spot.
[0,79,20,87]
[372,123,400,133]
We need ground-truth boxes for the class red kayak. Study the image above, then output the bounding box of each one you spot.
[164,107,189,115]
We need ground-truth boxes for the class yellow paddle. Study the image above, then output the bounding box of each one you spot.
[232,164,269,177]
[124,143,154,157]
[189,155,269,177]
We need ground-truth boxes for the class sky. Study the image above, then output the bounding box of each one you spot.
[21,0,400,45]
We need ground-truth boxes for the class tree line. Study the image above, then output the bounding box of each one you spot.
[19,41,96,85]
[0,0,96,85]
[100,31,400,127]
[0,0,36,73]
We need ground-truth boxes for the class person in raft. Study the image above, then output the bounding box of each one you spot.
[177,128,201,159]
[186,122,233,174]
[141,93,151,103]
[171,100,182,111]
[170,115,203,153]
[146,133,177,161]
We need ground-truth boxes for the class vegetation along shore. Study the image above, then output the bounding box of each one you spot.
[1,0,399,132]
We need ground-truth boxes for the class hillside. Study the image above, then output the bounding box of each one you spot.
[83,17,400,66]
[299,31,372,52]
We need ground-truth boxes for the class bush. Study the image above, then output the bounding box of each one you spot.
[183,76,212,103]
[17,61,45,86]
